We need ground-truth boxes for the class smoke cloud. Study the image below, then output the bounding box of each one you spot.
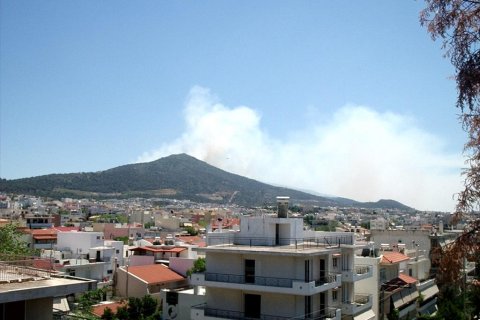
[138,86,463,211]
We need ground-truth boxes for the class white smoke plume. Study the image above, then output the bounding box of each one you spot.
[137,86,463,211]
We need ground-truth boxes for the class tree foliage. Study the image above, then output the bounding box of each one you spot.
[77,288,108,312]
[101,295,160,320]
[421,0,480,287]
[187,257,206,277]
[0,223,33,256]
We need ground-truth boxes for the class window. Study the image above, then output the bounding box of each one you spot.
[245,260,255,284]
[107,270,113,274]
[96,236,100,240]
[380,268,386,283]
[333,258,338,268]
[116,250,119,254]
[332,290,337,301]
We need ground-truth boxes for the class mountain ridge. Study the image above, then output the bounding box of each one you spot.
[0,153,413,210]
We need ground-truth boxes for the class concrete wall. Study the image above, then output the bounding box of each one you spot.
[237,217,303,241]
[116,267,148,298]
[57,231,104,254]
[161,288,206,320]
[370,230,432,255]
[205,288,305,318]
[355,256,381,318]
[130,255,155,266]
[169,257,195,277]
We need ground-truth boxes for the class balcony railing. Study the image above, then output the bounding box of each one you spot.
[342,293,372,315]
[355,265,370,275]
[207,235,353,249]
[341,265,372,282]
[205,272,295,288]
[202,272,339,289]
[192,304,340,320]
[314,274,339,286]
[0,256,55,282]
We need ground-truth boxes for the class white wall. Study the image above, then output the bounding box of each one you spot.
[169,257,195,277]
[57,231,104,255]
[355,256,381,318]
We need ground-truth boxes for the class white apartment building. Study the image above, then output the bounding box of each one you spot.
[43,231,124,287]
[190,197,375,320]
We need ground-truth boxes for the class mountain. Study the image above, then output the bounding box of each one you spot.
[0,153,412,210]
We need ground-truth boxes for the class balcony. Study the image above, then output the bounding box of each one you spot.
[191,304,341,320]
[341,265,372,282]
[190,272,341,295]
[342,293,372,315]
[206,235,354,249]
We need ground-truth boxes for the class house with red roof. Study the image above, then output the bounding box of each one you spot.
[116,264,188,299]
[23,228,58,251]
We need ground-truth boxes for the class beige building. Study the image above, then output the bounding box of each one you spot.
[116,264,188,299]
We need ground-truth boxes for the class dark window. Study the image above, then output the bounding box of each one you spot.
[244,294,261,318]
[245,259,255,284]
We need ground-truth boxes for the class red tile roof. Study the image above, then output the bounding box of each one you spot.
[26,228,57,236]
[54,226,80,232]
[130,246,187,254]
[125,264,185,284]
[382,274,418,292]
[33,235,57,240]
[398,273,418,284]
[91,301,127,317]
[381,251,410,264]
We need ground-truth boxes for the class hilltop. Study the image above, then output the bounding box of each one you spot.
[0,153,412,210]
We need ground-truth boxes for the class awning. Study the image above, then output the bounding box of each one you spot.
[354,309,375,320]
[392,287,418,309]
[421,285,439,301]
[420,303,438,315]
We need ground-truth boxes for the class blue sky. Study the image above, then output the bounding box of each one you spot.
[0,1,465,211]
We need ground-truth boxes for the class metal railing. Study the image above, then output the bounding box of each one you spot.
[203,272,339,288]
[205,272,296,287]
[341,265,370,274]
[207,235,353,249]
[314,274,339,286]
[192,304,338,320]
[355,265,370,275]
[0,255,55,282]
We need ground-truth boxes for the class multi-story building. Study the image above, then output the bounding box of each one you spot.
[190,197,375,320]
[0,256,96,320]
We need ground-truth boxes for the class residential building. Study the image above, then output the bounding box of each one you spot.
[116,264,188,299]
[0,256,96,320]
[190,197,375,320]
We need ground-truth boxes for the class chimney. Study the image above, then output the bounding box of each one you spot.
[276,196,290,218]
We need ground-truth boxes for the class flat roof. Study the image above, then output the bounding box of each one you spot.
[0,275,96,303]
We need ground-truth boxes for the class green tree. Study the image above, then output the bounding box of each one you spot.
[140,295,158,318]
[187,257,206,276]
[0,223,33,257]
[436,286,470,320]
[127,297,142,319]
[183,225,198,236]
[144,221,155,229]
[115,306,129,320]
[101,307,115,320]
[77,288,107,312]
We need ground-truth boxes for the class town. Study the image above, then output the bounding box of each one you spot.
[0,193,474,320]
